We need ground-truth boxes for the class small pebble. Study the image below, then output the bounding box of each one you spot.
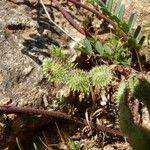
[23,66,33,75]
[0,97,11,105]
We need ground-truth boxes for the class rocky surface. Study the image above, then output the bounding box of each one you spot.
[0,0,85,148]
[0,0,63,148]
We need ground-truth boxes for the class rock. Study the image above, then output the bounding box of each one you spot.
[0,97,11,105]
[0,0,60,148]
[22,65,33,75]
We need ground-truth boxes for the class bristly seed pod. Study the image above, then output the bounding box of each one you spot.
[43,59,68,84]
[90,66,113,88]
[66,69,90,93]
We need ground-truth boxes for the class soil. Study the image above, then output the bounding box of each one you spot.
[0,0,150,150]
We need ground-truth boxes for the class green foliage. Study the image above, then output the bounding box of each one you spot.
[76,38,94,55]
[128,13,137,32]
[106,0,113,12]
[91,0,145,49]
[134,25,142,40]
[118,4,125,21]
[95,0,136,33]
[43,59,113,94]
[77,0,148,68]
[128,76,150,111]
[43,59,68,84]
[102,36,131,66]
[117,82,134,135]
[117,77,150,150]
[52,46,66,61]
[78,36,131,66]
[83,38,93,55]
[113,0,121,16]
[68,139,81,150]
[90,66,113,88]
[95,41,103,54]
[67,69,90,93]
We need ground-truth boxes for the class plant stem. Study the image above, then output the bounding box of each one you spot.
[40,0,83,46]
[54,0,86,36]
[68,0,128,41]
[0,105,124,137]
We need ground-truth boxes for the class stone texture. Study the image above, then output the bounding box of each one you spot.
[0,0,61,148]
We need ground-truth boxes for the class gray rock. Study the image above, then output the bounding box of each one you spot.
[0,0,62,148]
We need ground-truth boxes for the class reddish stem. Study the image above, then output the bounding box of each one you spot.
[54,0,86,35]
[68,0,128,41]
[0,105,124,137]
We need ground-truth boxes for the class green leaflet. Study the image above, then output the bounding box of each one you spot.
[139,36,146,45]
[83,38,93,55]
[95,41,104,55]
[134,25,142,40]
[103,44,113,54]
[113,0,121,16]
[118,4,125,21]
[106,0,113,12]
[128,13,137,32]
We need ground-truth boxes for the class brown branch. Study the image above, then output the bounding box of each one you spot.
[68,0,115,26]
[135,49,143,71]
[54,0,86,35]
[0,105,124,137]
[68,0,128,41]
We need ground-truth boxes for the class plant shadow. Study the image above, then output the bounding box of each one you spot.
[8,0,70,65]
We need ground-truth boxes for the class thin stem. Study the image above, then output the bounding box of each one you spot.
[68,0,128,41]
[40,0,83,46]
[0,105,124,137]
[135,49,143,71]
[54,0,86,36]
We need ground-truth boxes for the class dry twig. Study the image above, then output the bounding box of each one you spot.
[40,0,83,46]
[0,105,124,137]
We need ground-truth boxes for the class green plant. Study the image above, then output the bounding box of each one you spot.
[95,0,145,43]
[43,58,68,84]
[128,76,150,114]
[117,77,150,150]
[68,139,81,150]
[43,58,113,96]
[66,69,90,93]
[43,45,114,95]
[89,65,113,88]
[77,36,131,66]
[76,0,146,67]
[52,46,67,61]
